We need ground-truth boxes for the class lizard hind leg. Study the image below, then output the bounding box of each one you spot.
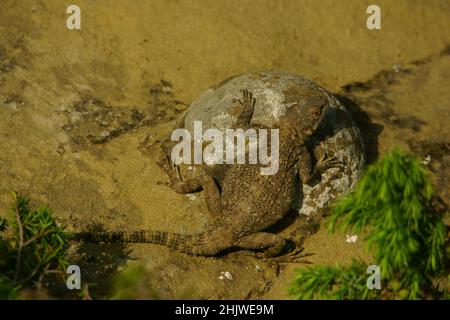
[235,232,289,257]
[202,176,223,216]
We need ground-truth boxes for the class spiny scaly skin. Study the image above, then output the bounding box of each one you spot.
[72,228,234,256]
[220,137,302,235]
[72,88,330,256]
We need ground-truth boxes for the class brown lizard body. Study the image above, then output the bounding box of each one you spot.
[72,89,338,257]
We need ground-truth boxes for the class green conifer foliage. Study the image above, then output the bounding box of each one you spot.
[0,192,69,299]
[291,150,449,299]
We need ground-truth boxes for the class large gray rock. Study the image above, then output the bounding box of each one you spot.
[182,71,365,218]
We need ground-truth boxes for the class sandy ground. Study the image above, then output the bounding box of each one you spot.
[0,0,449,299]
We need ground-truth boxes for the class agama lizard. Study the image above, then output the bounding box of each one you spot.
[73,88,339,257]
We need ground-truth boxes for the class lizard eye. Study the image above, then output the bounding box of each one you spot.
[312,108,322,117]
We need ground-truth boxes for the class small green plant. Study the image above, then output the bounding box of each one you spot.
[0,273,19,299]
[290,261,378,300]
[0,192,70,299]
[109,264,160,300]
[290,150,449,299]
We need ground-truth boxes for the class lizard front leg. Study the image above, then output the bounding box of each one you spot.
[297,146,344,185]
[159,109,189,156]
[297,146,315,185]
[233,89,256,129]
[156,151,223,216]
[314,150,343,176]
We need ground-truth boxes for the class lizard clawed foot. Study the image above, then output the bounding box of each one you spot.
[255,245,312,274]
[253,240,310,265]
[156,153,183,185]
[156,180,171,188]
[233,89,256,126]
[315,151,345,175]
[272,246,312,264]
[233,89,255,106]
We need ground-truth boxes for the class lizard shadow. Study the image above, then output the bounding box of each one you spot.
[334,94,384,164]
[49,224,133,299]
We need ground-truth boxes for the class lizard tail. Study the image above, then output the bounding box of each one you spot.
[70,229,232,256]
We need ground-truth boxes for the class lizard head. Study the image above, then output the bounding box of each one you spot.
[281,93,329,140]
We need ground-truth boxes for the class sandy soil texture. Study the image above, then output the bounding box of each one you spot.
[0,0,449,299]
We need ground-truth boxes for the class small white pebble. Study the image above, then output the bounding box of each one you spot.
[162,86,172,94]
[421,155,431,165]
[99,131,110,138]
[70,111,82,123]
[219,271,233,281]
[346,234,358,243]
[186,193,196,201]
[392,64,402,73]
[255,265,263,272]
